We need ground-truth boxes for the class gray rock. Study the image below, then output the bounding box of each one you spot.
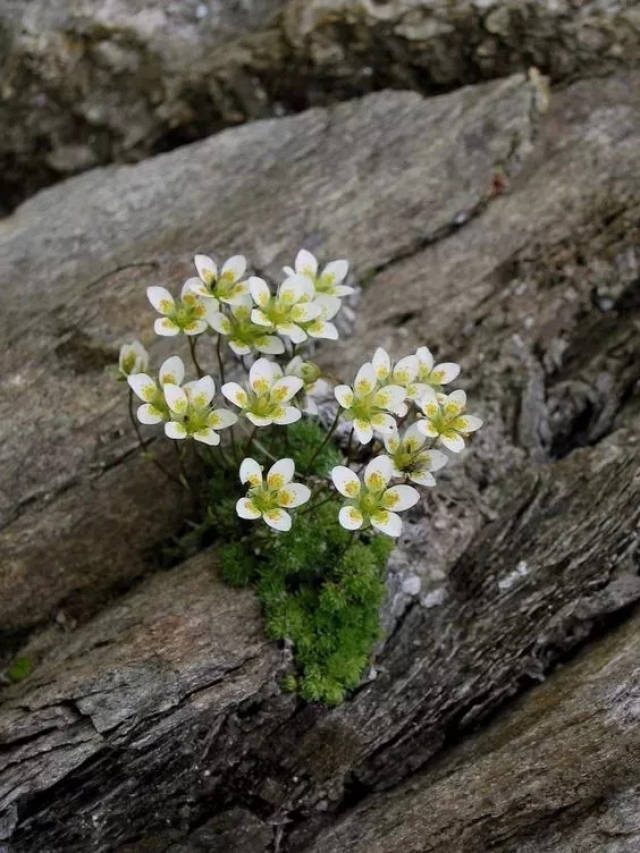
[2,0,639,211]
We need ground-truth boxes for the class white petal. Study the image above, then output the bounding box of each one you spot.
[370,412,397,435]
[446,389,467,409]
[410,470,436,487]
[276,322,307,344]
[257,335,285,355]
[229,339,252,356]
[128,373,157,402]
[224,281,250,305]
[184,276,210,298]
[165,421,187,440]
[383,431,401,453]
[334,385,354,409]
[236,497,261,519]
[333,285,355,297]
[159,356,185,388]
[286,356,303,374]
[282,265,295,277]
[439,431,466,453]
[137,403,163,424]
[193,428,221,446]
[307,320,338,340]
[331,466,361,499]
[164,383,188,415]
[272,406,301,425]
[249,276,271,308]
[432,362,460,384]
[207,408,238,430]
[353,419,373,445]
[221,255,246,282]
[339,505,364,531]
[373,384,406,413]
[354,362,376,398]
[246,412,275,426]
[184,375,215,408]
[221,382,248,408]
[314,293,341,320]
[320,259,348,286]
[416,346,434,371]
[267,458,295,489]
[371,510,402,537]
[154,317,180,336]
[200,297,221,324]
[295,249,318,278]
[419,386,440,414]
[403,422,427,452]
[277,483,311,508]
[251,308,274,328]
[249,358,275,393]
[209,312,232,335]
[364,455,393,491]
[270,376,304,404]
[393,355,419,386]
[372,348,391,381]
[263,508,292,532]
[420,449,448,471]
[383,485,420,511]
[416,418,439,439]
[279,274,306,304]
[291,301,321,322]
[457,414,483,433]
[240,458,263,486]
[183,319,208,336]
[147,286,175,315]
[194,253,217,285]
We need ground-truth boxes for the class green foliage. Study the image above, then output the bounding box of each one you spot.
[256,419,342,478]
[8,656,33,683]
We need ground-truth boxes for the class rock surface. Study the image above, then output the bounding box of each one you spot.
[2,0,639,211]
[1,63,640,851]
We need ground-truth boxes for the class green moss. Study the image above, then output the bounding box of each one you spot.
[8,656,33,683]
[202,420,392,706]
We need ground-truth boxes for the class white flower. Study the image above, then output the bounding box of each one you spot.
[250,275,321,344]
[299,293,341,341]
[331,456,419,537]
[236,457,311,531]
[284,249,354,298]
[406,346,461,402]
[186,253,249,305]
[221,358,304,427]
[147,280,218,336]
[334,362,405,444]
[127,355,186,424]
[118,340,149,378]
[163,375,238,445]
[382,423,448,486]
[416,388,483,452]
[371,347,420,416]
[209,296,284,356]
[285,356,329,415]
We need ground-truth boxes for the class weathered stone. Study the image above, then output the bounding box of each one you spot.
[0,73,538,641]
[1,70,640,851]
[2,0,639,212]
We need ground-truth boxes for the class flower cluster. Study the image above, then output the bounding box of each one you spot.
[116,248,482,541]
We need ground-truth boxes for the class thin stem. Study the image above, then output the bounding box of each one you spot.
[299,492,335,516]
[173,441,194,492]
[230,427,239,465]
[304,407,341,474]
[345,426,354,462]
[251,436,279,463]
[216,335,226,385]
[243,425,258,458]
[127,390,184,488]
[188,336,204,378]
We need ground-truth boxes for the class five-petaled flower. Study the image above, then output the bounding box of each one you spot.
[147,280,218,336]
[285,356,328,415]
[334,362,405,444]
[127,355,186,424]
[405,346,460,402]
[163,375,238,445]
[222,358,303,426]
[331,456,419,537]
[284,249,354,298]
[250,275,321,344]
[118,340,148,378]
[236,457,311,531]
[209,297,284,356]
[186,254,249,305]
[417,388,483,452]
[382,423,448,486]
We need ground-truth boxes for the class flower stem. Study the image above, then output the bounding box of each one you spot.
[216,334,226,385]
[188,336,204,378]
[345,426,354,462]
[127,390,184,488]
[243,425,257,457]
[304,407,341,474]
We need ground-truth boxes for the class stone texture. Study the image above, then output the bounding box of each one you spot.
[1,69,640,851]
[2,0,639,211]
